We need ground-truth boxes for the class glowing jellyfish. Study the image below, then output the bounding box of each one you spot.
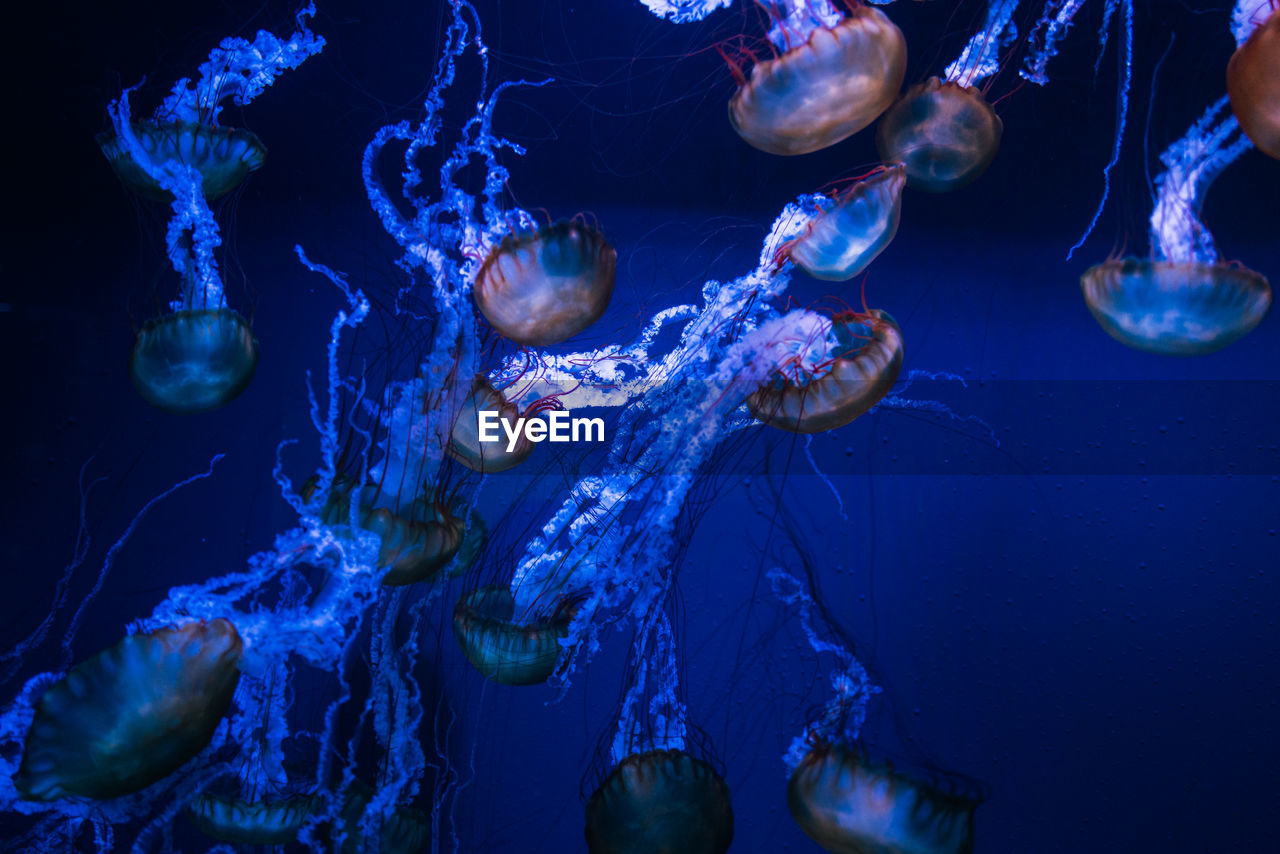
[303,475,464,586]
[876,78,1002,192]
[187,792,322,845]
[473,220,617,346]
[452,587,571,685]
[788,742,977,854]
[1082,93,1271,354]
[447,377,535,472]
[97,121,266,203]
[1227,3,1280,159]
[15,619,242,801]
[778,165,906,281]
[729,5,906,155]
[584,750,734,854]
[748,309,903,433]
[130,309,260,414]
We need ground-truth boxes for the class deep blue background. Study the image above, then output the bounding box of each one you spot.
[2,1,1278,851]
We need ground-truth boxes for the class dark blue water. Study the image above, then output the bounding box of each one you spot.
[2,1,1278,851]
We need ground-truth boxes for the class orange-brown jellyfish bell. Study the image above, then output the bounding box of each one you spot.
[781,165,907,281]
[473,220,616,346]
[788,742,977,854]
[876,77,1002,192]
[1080,259,1271,355]
[1227,5,1280,159]
[446,377,536,473]
[748,310,903,433]
[729,6,906,156]
[15,620,242,801]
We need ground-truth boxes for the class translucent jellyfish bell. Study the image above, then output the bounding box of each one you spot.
[1227,6,1280,159]
[97,120,266,202]
[446,377,535,472]
[1080,259,1271,355]
[747,309,904,433]
[584,750,734,854]
[788,742,977,854]
[782,165,907,281]
[729,6,906,155]
[452,587,571,685]
[876,77,1002,192]
[129,307,259,414]
[188,792,323,845]
[473,220,617,346]
[15,620,242,801]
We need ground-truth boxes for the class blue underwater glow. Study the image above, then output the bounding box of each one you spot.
[1,0,1278,851]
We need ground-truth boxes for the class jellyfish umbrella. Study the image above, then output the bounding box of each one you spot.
[788,742,977,854]
[1227,5,1280,159]
[876,78,1002,192]
[1080,259,1271,355]
[473,220,616,346]
[585,749,734,854]
[97,120,266,203]
[15,620,242,801]
[729,6,906,155]
[748,309,903,433]
[781,165,907,281]
[187,792,322,845]
[452,587,571,685]
[129,309,260,414]
[447,377,535,472]
[335,782,430,854]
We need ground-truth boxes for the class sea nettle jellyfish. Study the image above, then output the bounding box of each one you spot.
[452,587,573,685]
[778,165,907,281]
[1228,1,1280,159]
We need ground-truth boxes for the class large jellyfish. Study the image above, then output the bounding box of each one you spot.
[728,0,906,155]
[1081,6,1272,356]
[1228,1,1280,159]
[103,8,323,413]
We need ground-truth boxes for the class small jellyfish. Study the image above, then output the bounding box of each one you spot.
[452,586,571,685]
[97,121,266,203]
[729,6,906,155]
[779,165,907,281]
[788,742,977,854]
[876,77,1002,192]
[1227,5,1280,159]
[447,377,535,472]
[1080,259,1271,355]
[130,308,260,414]
[584,749,734,854]
[187,792,323,845]
[15,619,242,801]
[473,220,616,346]
[303,475,464,586]
[748,310,903,433]
[335,782,430,854]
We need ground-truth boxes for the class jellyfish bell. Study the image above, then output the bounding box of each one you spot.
[302,475,464,586]
[729,5,906,156]
[780,165,907,281]
[584,749,734,854]
[452,586,573,685]
[97,120,267,203]
[473,219,616,347]
[129,307,259,414]
[15,619,243,802]
[1080,258,1272,355]
[1227,4,1280,160]
[446,376,536,472]
[334,781,430,854]
[187,791,323,845]
[748,309,904,433]
[788,741,977,854]
[876,77,1002,192]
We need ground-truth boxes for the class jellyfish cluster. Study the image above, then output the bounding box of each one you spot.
[0,0,1275,852]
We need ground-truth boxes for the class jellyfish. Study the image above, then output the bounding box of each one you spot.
[1081,90,1271,355]
[747,309,903,433]
[788,742,978,854]
[15,619,242,801]
[104,10,323,413]
[452,586,573,685]
[334,781,430,854]
[729,1,906,155]
[473,220,617,346]
[187,791,323,845]
[446,376,536,472]
[1227,0,1280,160]
[776,164,907,281]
